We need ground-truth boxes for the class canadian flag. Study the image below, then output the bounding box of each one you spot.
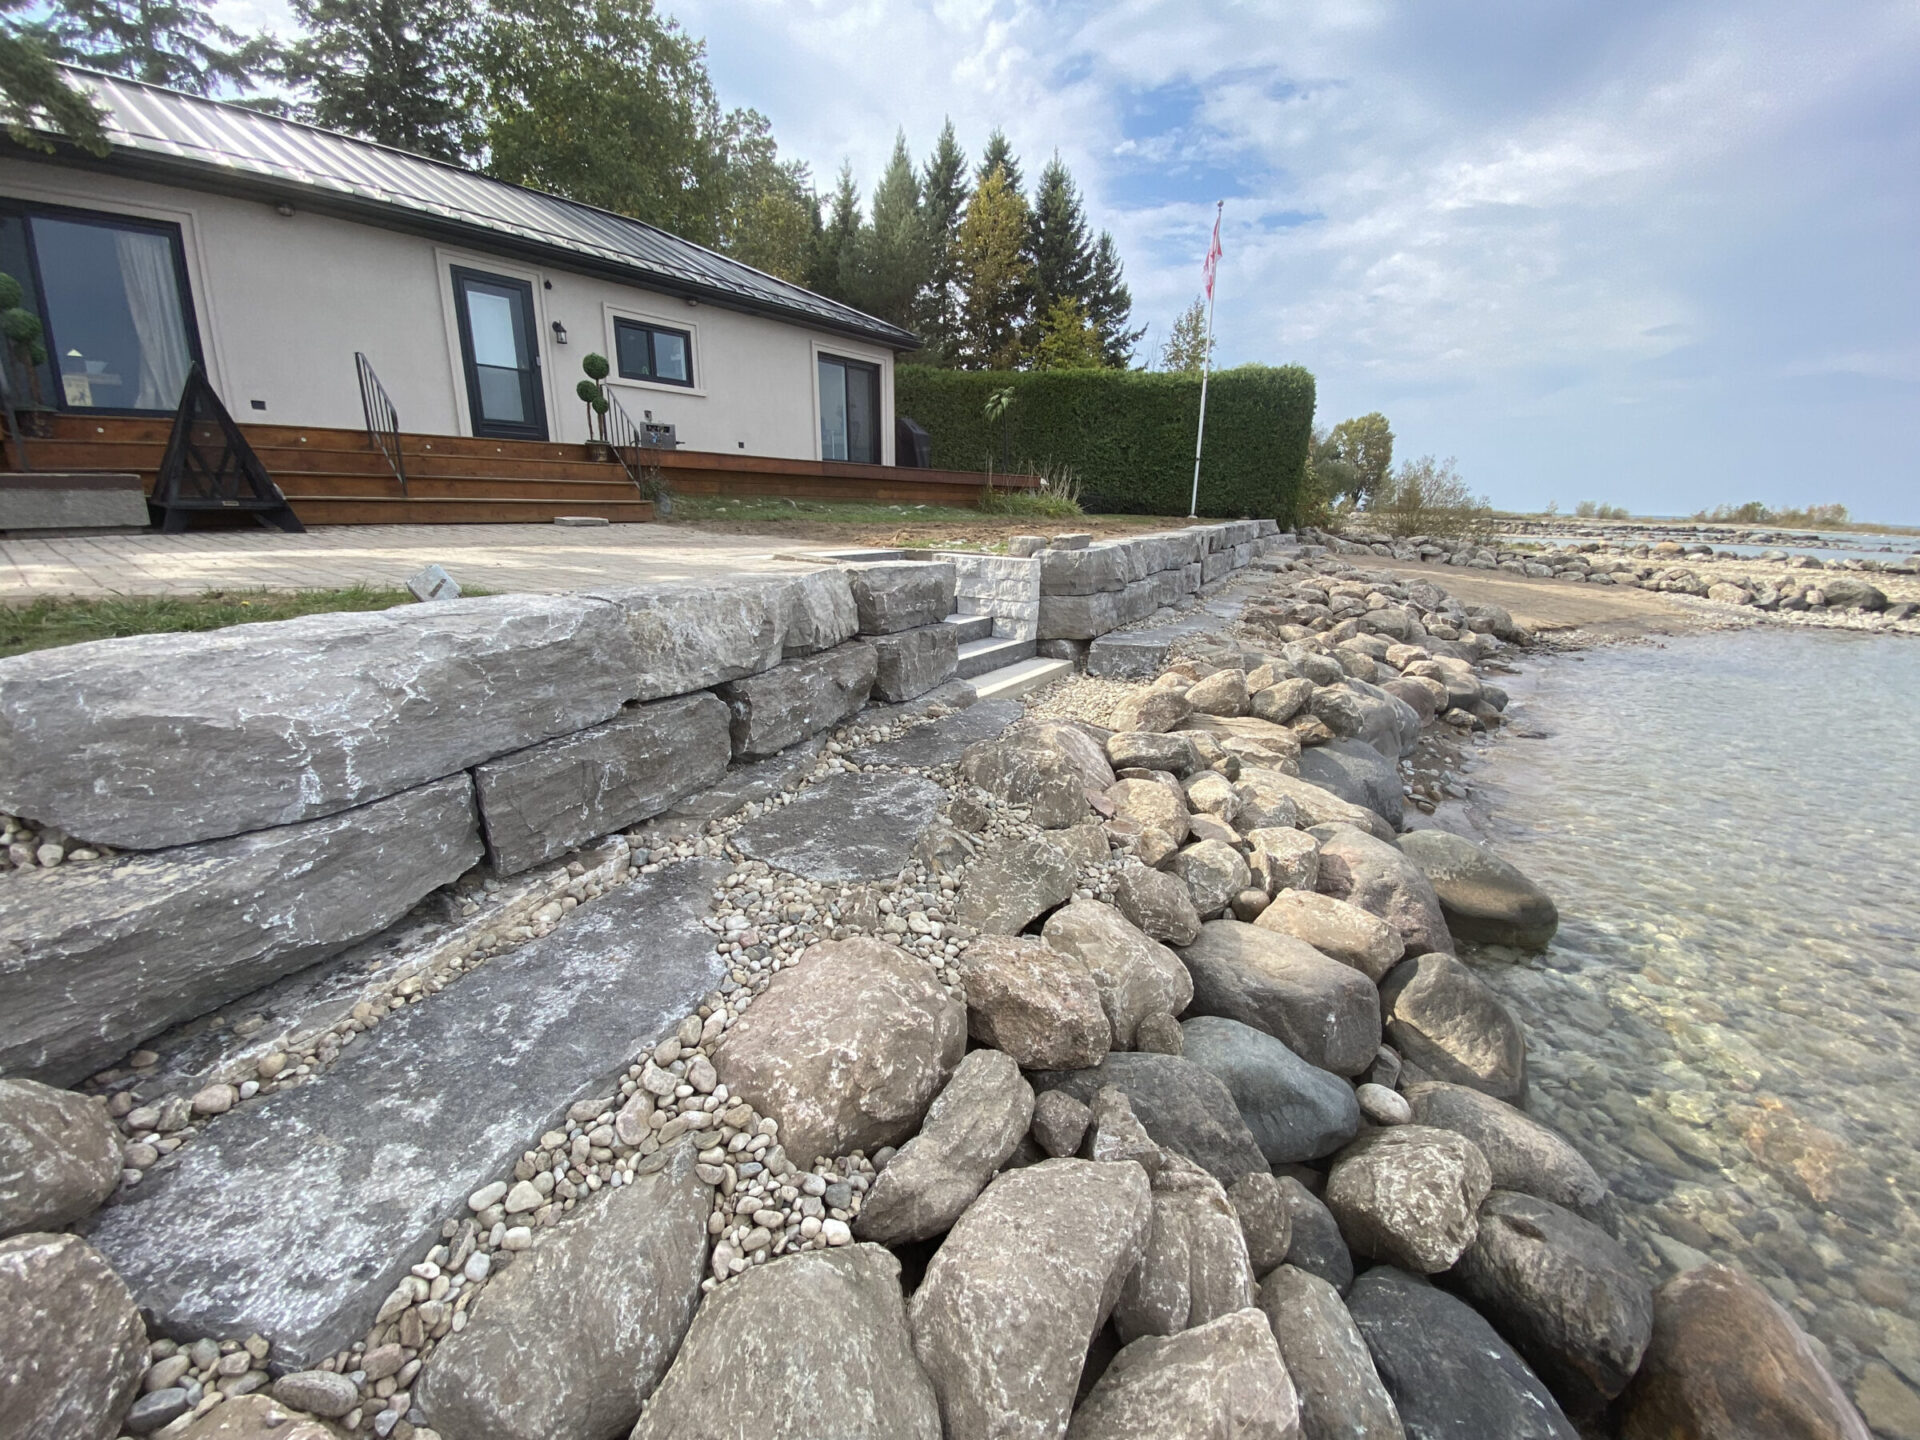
[1203,206,1223,300]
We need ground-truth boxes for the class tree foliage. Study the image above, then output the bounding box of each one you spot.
[856,132,927,331]
[278,0,479,162]
[954,164,1032,370]
[0,2,107,154]
[914,119,969,364]
[1032,296,1105,370]
[1329,411,1394,503]
[1159,297,1212,373]
[1365,455,1491,539]
[46,0,257,94]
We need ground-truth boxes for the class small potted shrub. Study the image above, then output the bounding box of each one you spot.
[0,271,53,437]
[576,352,613,461]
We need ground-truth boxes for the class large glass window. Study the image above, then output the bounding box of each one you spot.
[614,318,693,386]
[11,209,199,412]
[818,353,880,464]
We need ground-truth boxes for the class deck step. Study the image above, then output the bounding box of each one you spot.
[941,614,994,644]
[971,656,1074,701]
[956,635,1035,680]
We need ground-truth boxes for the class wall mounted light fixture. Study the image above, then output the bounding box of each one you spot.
[551,320,568,344]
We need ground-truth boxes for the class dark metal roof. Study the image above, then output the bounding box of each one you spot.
[50,68,919,350]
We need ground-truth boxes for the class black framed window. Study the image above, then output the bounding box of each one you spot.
[818,352,881,464]
[0,201,202,414]
[613,318,693,386]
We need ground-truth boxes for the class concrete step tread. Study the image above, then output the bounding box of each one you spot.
[971,656,1074,702]
[941,614,994,642]
[955,635,1037,681]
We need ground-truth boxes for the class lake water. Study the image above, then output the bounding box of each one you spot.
[1431,627,1920,1406]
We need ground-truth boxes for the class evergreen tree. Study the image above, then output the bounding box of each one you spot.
[955,163,1031,369]
[1159,296,1211,372]
[48,0,256,94]
[477,0,735,246]
[808,162,863,303]
[0,2,107,153]
[857,130,925,330]
[1085,231,1143,366]
[280,0,479,161]
[1026,152,1094,316]
[974,127,1022,196]
[914,118,968,364]
[1032,296,1104,370]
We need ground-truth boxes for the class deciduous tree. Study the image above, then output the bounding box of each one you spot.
[955,163,1031,369]
[1032,295,1104,370]
[1159,297,1211,372]
[1330,412,1394,503]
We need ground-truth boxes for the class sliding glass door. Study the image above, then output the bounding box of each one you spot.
[818,353,881,464]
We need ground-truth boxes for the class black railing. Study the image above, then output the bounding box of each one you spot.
[354,352,407,496]
[604,389,670,506]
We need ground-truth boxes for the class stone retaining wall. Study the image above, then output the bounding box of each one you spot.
[0,527,1278,1085]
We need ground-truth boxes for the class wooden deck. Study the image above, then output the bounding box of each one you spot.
[7,416,1028,526]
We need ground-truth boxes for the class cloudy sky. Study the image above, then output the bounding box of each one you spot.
[208,0,1918,520]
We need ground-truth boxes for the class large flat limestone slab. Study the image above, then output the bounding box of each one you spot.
[84,860,728,1369]
[850,699,1023,769]
[0,777,482,1086]
[731,773,943,881]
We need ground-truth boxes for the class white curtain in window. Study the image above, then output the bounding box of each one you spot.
[115,230,192,409]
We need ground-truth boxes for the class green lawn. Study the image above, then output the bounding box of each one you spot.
[0,585,429,659]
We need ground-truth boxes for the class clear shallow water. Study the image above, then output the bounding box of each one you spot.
[1437,628,1920,1403]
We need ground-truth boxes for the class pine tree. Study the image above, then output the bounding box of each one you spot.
[1027,152,1094,315]
[974,127,1023,197]
[1159,297,1211,372]
[858,130,925,330]
[48,0,255,94]
[280,0,479,161]
[1085,231,1143,367]
[1032,295,1103,370]
[0,2,108,153]
[808,162,863,303]
[914,118,968,364]
[955,163,1031,370]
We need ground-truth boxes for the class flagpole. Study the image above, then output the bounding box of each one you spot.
[1189,200,1222,518]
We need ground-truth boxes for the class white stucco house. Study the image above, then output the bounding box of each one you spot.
[0,68,918,468]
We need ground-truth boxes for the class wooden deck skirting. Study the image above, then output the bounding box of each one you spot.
[5,415,1034,523]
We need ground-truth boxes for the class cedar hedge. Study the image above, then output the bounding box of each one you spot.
[894,363,1316,520]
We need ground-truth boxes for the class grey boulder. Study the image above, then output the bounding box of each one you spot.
[1030,1052,1266,1185]
[630,1243,940,1440]
[1255,890,1402,982]
[1241,772,1393,841]
[1298,738,1404,827]
[419,1142,710,1440]
[1114,1161,1257,1341]
[0,774,481,1085]
[856,1050,1035,1246]
[1324,1126,1492,1273]
[845,560,957,633]
[1106,730,1202,775]
[1276,1175,1355,1294]
[1315,827,1454,958]
[1066,1308,1301,1440]
[0,1232,148,1440]
[909,1158,1152,1440]
[1179,921,1382,1077]
[777,568,860,656]
[959,728,1095,828]
[1041,900,1194,1050]
[1396,831,1559,951]
[1450,1190,1653,1416]
[954,834,1077,936]
[1113,865,1203,947]
[1258,1264,1405,1440]
[1109,687,1194,734]
[1403,1083,1606,1217]
[1180,1016,1361,1164]
[0,1078,120,1238]
[1348,1267,1577,1440]
[473,691,730,874]
[954,936,1109,1070]
[1171,838,1252,919]
[714,641,876,759]
[1227,1172,1296,1275]
[1380,954,1529,1105]
[713,937,966,1168]
[868,624,960,704]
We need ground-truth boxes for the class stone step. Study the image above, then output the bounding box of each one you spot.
[955,636,1036,680]
[971,656,1075,702]
[772,547,906,564]
[941,613,995,644]
[85,859,730,1370]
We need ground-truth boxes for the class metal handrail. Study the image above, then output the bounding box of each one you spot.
[354,351,407,496]
[602,388,656,499]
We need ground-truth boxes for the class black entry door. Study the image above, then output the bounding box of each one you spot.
[452,267,547,440]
